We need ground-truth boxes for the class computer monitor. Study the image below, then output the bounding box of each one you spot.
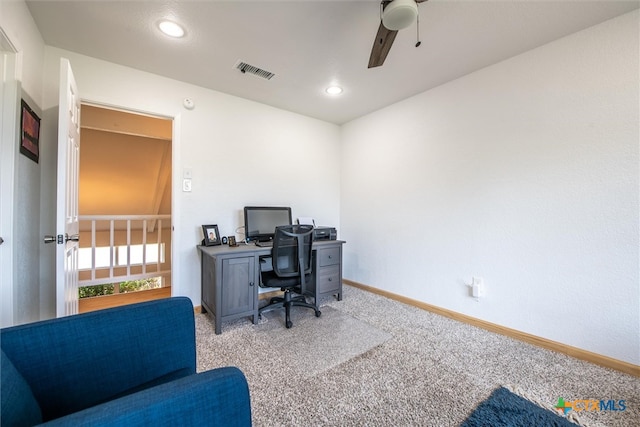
[243,206,292,242]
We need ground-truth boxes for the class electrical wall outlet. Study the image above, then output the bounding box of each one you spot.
[466,277,485,301]
[471,277,484,300]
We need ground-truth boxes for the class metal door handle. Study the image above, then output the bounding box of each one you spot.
[44,235,57,244]
[44,234,79,244]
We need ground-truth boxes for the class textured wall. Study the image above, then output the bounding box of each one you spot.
[340,11,639,364]
[14,93,42,325]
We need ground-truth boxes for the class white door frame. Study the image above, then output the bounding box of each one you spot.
[0,29,19,327]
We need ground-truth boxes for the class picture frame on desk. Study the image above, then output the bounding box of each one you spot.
[202,224,221,246]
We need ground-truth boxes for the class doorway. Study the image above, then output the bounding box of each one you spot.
[77,104,173,313]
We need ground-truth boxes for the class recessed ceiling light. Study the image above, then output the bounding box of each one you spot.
[158,20,185,38]
[326,86,343,95]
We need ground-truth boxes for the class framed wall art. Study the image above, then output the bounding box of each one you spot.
[20,99,41,163]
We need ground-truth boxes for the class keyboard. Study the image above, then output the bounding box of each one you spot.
[255,241,273,247]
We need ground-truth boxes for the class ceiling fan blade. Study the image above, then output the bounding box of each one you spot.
[368,21,398,68]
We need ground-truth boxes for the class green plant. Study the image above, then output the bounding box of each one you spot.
[79,277,162,299]
[119,277,161,293]
[79,284,115,298]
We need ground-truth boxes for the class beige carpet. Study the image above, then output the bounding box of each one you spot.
[196,285,639,427]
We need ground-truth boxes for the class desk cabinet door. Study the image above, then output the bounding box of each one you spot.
[221,257,255,316]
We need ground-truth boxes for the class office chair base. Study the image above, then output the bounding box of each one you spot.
[259,290,321,328]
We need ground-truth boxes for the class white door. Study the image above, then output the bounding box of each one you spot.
[55,58,81,317]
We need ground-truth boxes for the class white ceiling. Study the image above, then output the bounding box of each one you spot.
[79,105,173,218]
[26,0,639,124]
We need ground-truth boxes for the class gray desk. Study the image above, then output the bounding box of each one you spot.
[198,240,345,334]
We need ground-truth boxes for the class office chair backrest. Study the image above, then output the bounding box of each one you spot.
[272,224,314,280]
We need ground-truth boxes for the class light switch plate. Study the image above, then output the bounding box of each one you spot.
[183,178,192,192]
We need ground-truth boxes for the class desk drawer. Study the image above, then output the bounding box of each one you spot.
[318,247,340,267]
[317,265,340,293]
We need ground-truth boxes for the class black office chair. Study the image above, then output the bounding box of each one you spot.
[258,224,321,328]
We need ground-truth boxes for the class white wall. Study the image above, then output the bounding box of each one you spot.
[0,0,47,324]
[341,11,639,365]
[40,47,341,306]
[0,1,44,100]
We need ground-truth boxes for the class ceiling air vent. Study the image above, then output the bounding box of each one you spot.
[234,61,275,81]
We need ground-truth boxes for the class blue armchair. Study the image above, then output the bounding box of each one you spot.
[1,297,252,426]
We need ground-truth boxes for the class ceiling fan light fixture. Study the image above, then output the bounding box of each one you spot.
[382,0,418,31]
[326,86,343,95]
[158,20,185,38]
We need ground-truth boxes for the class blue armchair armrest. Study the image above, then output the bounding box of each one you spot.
[42,367,251,426]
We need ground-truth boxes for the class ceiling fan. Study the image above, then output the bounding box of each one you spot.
[368,0,428,68]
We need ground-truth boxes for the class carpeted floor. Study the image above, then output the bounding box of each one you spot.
[196,285,639,427]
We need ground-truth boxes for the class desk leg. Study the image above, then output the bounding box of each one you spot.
[215,317,222,335]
